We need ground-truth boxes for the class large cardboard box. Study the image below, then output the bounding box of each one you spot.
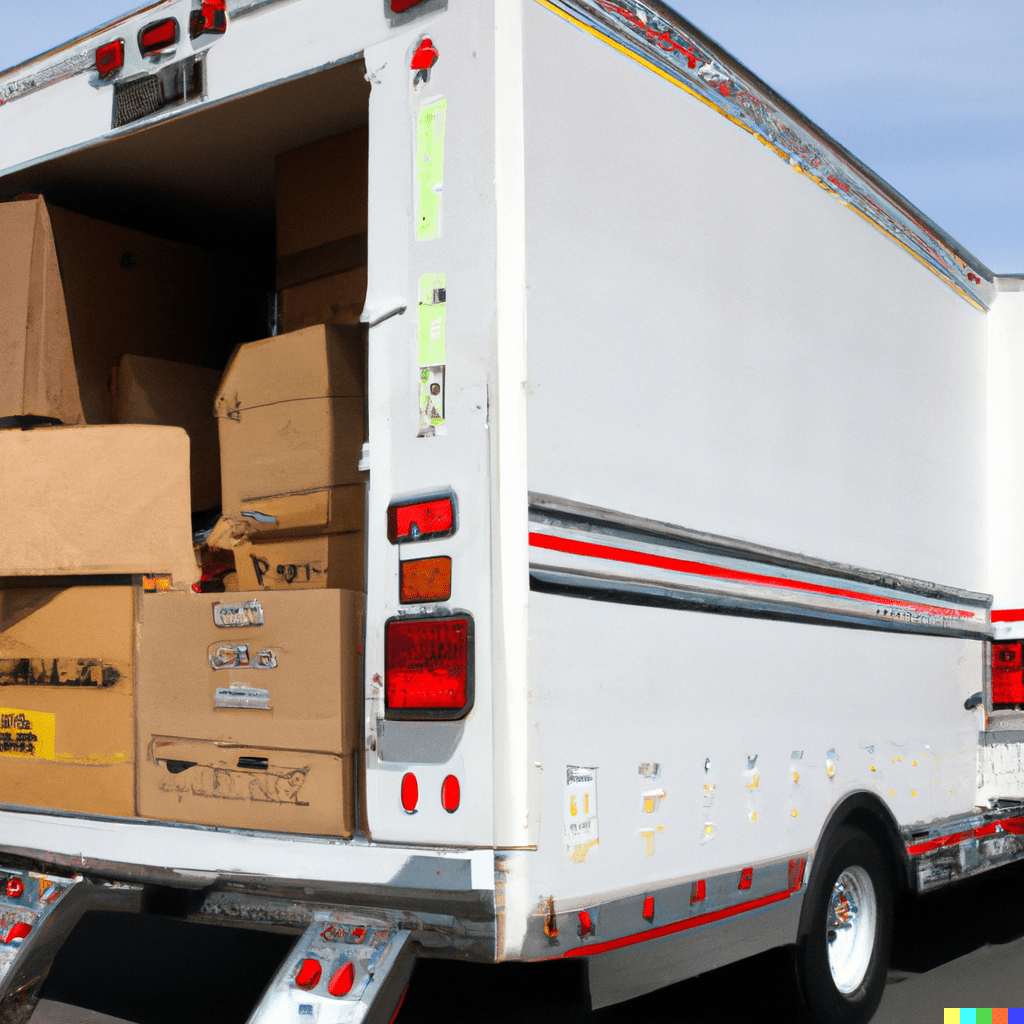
[0,424,197,586]
[279,266,366,333]
[234,532,364,592]
[275,128,368,260]
[113,354,222,512]
[0,586,136,817]
[136,589,363,836]
[0,198,84,426]
[215,324,367,524]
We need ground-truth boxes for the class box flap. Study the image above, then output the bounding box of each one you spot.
[214,324,366,417]
[0,198,84,426]
[0,424,198,584]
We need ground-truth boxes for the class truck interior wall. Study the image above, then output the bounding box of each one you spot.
[522,4,987,592]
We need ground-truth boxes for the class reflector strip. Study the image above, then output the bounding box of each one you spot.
[560,873,803,959]
[907,815,1024,855]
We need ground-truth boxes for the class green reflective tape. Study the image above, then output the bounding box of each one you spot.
[418,272,446,366]
[416,98,447,241]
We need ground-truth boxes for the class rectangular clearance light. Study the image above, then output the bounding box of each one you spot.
[391,0,428,11]
[387,492,456,543]
[138,18,179,56]
[385,615,473,720]
[400,556,452,604]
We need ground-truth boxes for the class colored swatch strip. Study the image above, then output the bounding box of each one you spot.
[945,1010,1022,1023]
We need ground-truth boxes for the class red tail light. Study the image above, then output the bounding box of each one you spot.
[385,615,472,719]
[387,493,456,543]
[328,961,355,997]
[400,772,418,813]
[441,774,460,813]
[138,18,179,56]
[95,39,125,78]
[993,641,1024,704]
[391,0,428,11]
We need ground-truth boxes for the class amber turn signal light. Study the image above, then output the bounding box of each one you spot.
[400,556,452,604]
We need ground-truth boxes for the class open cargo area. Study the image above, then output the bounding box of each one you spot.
[0,54,374,837]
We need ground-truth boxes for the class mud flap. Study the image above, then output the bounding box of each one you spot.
[247,910,415,1024]
[0,866,143,1022]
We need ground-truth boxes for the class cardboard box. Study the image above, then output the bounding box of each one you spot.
[0,198,84,426]
[0,424,197,586]
[139,739,355,837]
[234,532,364,592]
[275,128,368,260]
[136,588,362,754]
[136,588,363,835]
[0,586,135,817]
[114,354,222,512]
[215,325,367,517]
[47,205,225,425]
[280,267,366,333]
[211,484,365,541]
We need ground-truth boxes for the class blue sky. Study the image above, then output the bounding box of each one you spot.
[3,1,1022,272]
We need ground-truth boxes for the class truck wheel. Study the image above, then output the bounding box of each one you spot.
[794,825,892,1024]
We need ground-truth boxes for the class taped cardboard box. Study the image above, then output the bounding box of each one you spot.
[211,484,365,542]
[215,324,367,525]
[136,588,362,835]
[234,532,364,592]
[0,586,135,817]
[0,424,197,586]
[113,354,222,513]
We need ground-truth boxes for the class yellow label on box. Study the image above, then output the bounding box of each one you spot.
[0,708,56,760]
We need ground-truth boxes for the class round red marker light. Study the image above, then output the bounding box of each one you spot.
[328,961,355,997]
[401,772,419,813]
[5,878,24,899]
[294,958,322,990]
[441,774,460,813]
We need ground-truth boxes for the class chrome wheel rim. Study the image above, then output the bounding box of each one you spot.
[826,865,877,994]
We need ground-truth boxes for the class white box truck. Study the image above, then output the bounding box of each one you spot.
[1,1,1023,1021]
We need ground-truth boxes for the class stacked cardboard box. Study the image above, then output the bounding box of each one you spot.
[275,127,368,333]
[0,587,136,816]
[136,589,362,836]
[214,323,367,592]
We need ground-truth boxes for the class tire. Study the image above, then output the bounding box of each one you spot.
[794,825,893,1024]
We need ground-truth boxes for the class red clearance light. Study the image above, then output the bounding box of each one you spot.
[400,556,452,604]
[95,39,125,78]
[441,774,460,813]
[294,958,322,990]
[391,0,428,11]
[190,0,227,37]
[578,911,593,936]
[328,961,355,997]
[993,641,1024,704]
[400,772,419,813]
[690,879,706,904]
[387,494,455,543]
[138,18,179,56]
[385,616,472,719]
[642,896,655,921]
[4,922,31,944]
[5,878,24,899]
[738,867,753,890]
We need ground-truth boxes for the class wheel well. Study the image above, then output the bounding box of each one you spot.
[799,792,912,937]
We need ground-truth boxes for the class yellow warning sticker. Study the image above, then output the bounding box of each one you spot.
[0,708,56,760]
